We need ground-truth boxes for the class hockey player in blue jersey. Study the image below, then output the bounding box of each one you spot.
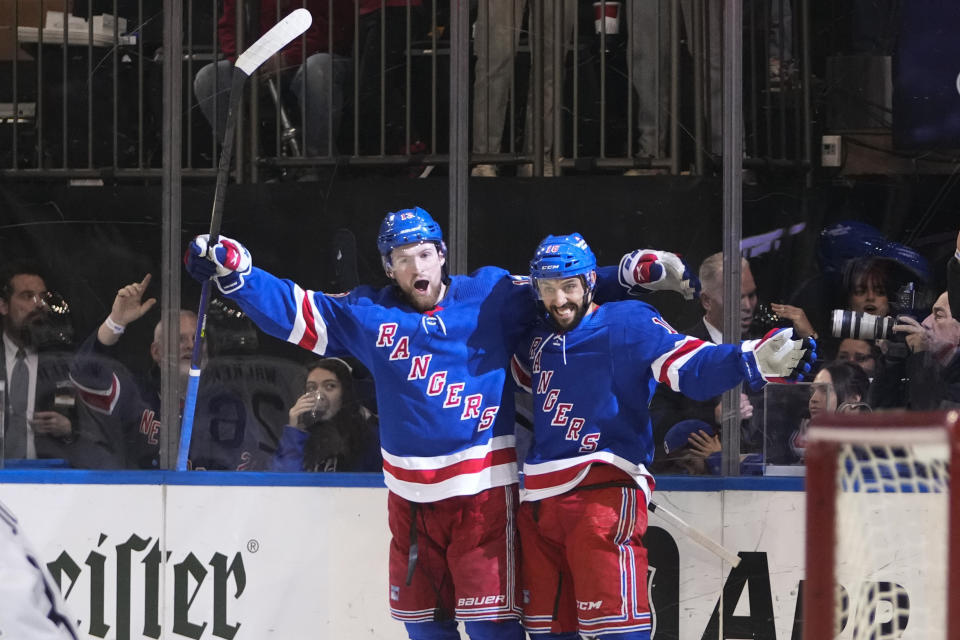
[509,233,816,639]
[185,207,697,640]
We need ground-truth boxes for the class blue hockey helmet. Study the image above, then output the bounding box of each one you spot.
[377,207,444,257]
[530,233,597,286]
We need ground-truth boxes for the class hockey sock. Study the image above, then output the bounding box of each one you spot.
[464,619,526,640]
[404,619,459,640]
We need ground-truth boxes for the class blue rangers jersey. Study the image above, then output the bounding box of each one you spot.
[511,300,749,503]
[226,264,632,502]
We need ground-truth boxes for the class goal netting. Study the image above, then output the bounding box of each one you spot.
[803,410,960,640]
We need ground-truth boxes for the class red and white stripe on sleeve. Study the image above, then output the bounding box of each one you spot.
[650,336,709,392]
[287,285,329,355]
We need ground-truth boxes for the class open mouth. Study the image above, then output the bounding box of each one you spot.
[552,304,577,320]
[414,279,430,293]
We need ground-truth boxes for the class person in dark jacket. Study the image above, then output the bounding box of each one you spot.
[273,357,380,472]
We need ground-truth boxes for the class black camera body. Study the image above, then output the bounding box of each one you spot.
[750,303,792,337]
[895,281,917,317]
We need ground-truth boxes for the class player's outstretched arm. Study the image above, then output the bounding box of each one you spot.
[645,311,814,400]
[740,328,817,391]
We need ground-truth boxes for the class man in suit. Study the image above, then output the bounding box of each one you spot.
[0,261,78,463]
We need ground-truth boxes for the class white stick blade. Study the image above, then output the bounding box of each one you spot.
[651,502,742,567]
[235,8,313,76]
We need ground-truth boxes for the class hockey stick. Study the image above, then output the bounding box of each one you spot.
[177,8,313,471]
[648,501,742,567]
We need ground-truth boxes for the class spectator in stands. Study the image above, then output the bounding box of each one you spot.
[833,336,911,412]
[787,361,871,463]
[650,418,762,476]
[651,419,719,475]
[354,0,425,157]
[896,290,960,410]
[71,275,293,470]
[626,0,793,165]
[835,337,880,377]
[70,275,178,468]
[845,257,892,317]
[471,0,576,177]
[273,358,380,472]
[808,361,871,418]
[193,1,353,160]
[0,261,85,465]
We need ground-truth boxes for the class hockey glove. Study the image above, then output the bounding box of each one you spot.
[740,327,817,391]
[619,249,701,300]
[184,234,252,294]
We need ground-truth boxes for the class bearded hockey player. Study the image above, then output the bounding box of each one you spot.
[510,233,816,639]
[185,206,697,640]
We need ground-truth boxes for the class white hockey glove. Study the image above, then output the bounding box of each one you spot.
[185,234,252,294]
[740,327,817,391]
[619,249,700,300]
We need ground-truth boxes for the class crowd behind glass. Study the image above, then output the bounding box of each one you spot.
[3,1,958,474]
[3,220,958,474]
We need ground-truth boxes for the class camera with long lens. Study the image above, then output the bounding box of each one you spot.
[830,309,897,341]
[831,282,922,342]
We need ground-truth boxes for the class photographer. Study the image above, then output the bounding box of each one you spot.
[895,290,960,410]
[272,358,380,473]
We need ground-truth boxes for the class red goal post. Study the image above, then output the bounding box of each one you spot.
[803,410,960,640]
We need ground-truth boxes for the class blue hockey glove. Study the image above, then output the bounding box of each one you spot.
[740,327,817,391]
[619,249,701,300]
[184,234,252,294]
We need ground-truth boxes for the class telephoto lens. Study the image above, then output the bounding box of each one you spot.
[830,310,896,340]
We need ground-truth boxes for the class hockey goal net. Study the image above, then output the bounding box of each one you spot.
[803,410,960,640]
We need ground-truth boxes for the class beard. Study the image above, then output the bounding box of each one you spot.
[401,278,445,312]
[14,310,63,348]
[547,301,588,331]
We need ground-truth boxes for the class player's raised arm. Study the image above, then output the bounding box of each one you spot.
[615,248,701,300]
[185,234,365,358]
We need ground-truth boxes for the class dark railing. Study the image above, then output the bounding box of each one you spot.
[0,0,811,180]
